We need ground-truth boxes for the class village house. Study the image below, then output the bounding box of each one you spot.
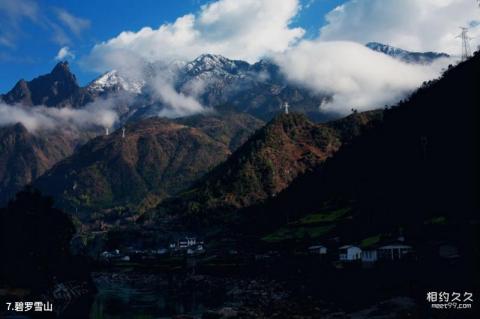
[361,249,378,263]
[170,237,201,250]
[168,236,205,256]
[339,245,362,261]
[180,237,197,248]
[377,244,413,261]
[308,245,328,255]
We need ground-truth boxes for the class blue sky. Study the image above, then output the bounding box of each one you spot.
[0,0,345,92]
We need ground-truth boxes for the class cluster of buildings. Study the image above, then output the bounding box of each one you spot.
[307,238,414,265]
[100,236,205,263]
[169,236,205,255]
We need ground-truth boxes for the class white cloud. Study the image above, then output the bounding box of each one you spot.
[155,84,206,118]
[55,46,75,60]
[151,75,206,118]
[273,40,451,114]
[81,0,304,118]
[0,100,118,132]
[54,8,90,36]
[84,0,304,72]
[319,0,480,55]
[80,0,474,117]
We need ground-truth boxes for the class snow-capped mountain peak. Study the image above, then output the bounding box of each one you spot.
[87,70,145,94]
[367,42,408,56]
[184,54,250,76]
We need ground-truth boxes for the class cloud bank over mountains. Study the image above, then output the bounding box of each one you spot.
[80,0,300,118]
[2,0,478,125]
[85,0,304,72]
[0,100,118,132]
[273,41,447,113]
[85,0,479,67]
[319,0,480,55]
[83,0,471,115]
[151,75,207,118]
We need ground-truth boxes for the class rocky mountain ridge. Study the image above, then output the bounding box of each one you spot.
[366,42,450,64]
[155,111,382,225]
[32,113,263,222]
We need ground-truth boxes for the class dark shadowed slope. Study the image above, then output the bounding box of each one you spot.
[244,53,479,242]
[0,188,92,297]
[156,111,381,223]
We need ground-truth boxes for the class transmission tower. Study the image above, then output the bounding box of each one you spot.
[457,27,472,61]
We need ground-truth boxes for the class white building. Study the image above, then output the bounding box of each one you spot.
[186,237,197,246]
[171,237,199,250]
[361,249,378,263]
[378,244,413,261]
[339,245,362,261]
[308,245,327,255]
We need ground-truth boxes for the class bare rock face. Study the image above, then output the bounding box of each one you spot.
[1,61,94,108]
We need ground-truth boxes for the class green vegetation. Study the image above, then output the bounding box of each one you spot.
[360,234,381,248]
[262,207,351,243]
[262,225,334,243]
[424,216,447,225]
[294,208,350,225]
